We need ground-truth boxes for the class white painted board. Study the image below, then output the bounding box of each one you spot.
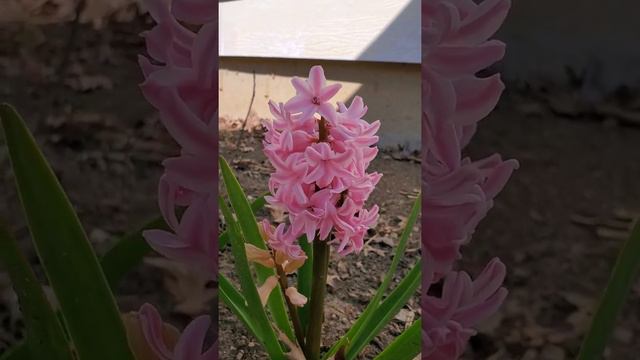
[219,0,420,64]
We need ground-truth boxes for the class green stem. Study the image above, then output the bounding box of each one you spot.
[276,265,306,349]
[305,239,330,359]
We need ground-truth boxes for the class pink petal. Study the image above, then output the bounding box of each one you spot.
[291,77,313,96]
[171,0,217,24]
[173,315,212,360]
[285,287,308,307]
[318,83,342,102]
[308,65,327,93]
[139,303,174,360]
[139,82,215,156]
[258,276,280,306]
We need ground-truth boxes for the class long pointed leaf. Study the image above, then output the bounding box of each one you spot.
[219,197,286,359]
[0,343,28,360]
[0,223,74,360]
[324,196,420,359]
[374,319,421,360]
[219,157,295,341]
[0,104,135,360]
[220,195,267,248]
[578,220,640,359]
[220,274,262,341]
[346,262,420,359]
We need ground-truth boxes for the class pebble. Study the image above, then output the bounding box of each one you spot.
[522,349,539,360]
[613,327,633,344]
[540,344,565,360]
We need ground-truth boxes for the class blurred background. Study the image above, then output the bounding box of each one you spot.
[0,0,212,355]
[0,0,422,359]
[459,0,640,359]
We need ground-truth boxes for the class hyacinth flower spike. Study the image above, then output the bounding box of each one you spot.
[137,0,219,357]
[423,0,517,358]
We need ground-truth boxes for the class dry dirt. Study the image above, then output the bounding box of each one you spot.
[460,90,640,359]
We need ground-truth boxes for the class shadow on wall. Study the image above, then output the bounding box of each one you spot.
[356,0,420,64]
[220,58,420,151]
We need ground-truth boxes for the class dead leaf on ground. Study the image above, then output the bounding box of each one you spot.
[326,274,341,289]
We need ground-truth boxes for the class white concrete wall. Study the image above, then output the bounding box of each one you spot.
[219,58,421,151]
[219,0,420,64]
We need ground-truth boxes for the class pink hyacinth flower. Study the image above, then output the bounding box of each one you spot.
[262,65,381,255]
[303,143,354,188]
[260,220,307,261]
[285,65,342,120]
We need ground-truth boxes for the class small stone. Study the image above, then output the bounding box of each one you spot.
[89,228,110,243]
[540,344,565,360]
[613,327,633,344]
[522,349,539,360]
[547,331,574,344]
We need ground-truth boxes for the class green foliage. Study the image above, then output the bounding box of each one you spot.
[579,221,640,359]
[0,104,135,360]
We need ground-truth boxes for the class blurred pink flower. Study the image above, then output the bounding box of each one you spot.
[423,259,507,359]
[138,303,216,360]
[171,0,216,24]
[139,0,217,277]
[138,0,217,356]
[423,0,516,358]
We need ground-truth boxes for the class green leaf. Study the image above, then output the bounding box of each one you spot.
[0,343,29,360]
[324,196,420,360]
[219,197,286,359]
[219,157,295,341]
[220,195,267,249]
[100,216,165,290]
[297,236,313,334]
[0,223,74,360]
[220,274,262,341]
[578,220,640,359]
[0,104,135,360]
[346,262,420,359]
[374,319,421,360]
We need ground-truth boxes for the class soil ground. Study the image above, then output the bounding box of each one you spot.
[460,92,640,359]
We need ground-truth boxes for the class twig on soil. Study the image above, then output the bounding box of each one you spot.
[236,70,256,148]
